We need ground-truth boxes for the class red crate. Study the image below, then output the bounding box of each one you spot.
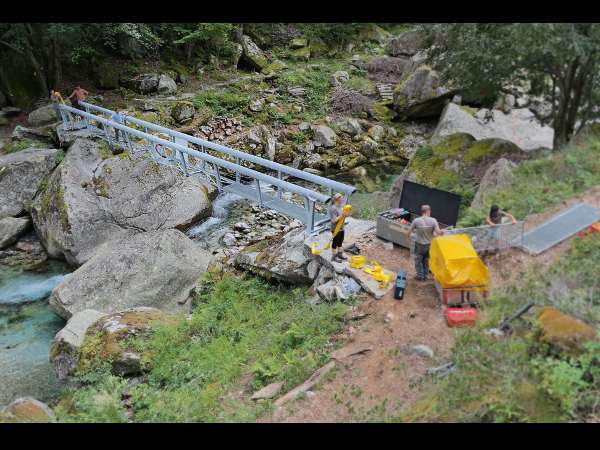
[445,308,479,328]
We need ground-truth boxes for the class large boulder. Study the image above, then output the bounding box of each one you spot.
[0,217,31,249]
[536,306,598,357]
[0,50,42,108]
[48,309,108,385]
[358,24,392,44]
[156,74,177,95]
[49,229,212,320]
[0,148,59,219]
[240,35,269,71]
[431,102,554,151]
[393,64,460,118]
[10,126,56,147]
[121,73,159,94]
[76,308,179,376]
[388,133,524,209]
[339,119,362,137]
[30,139,217,267]
[471,158,517,210]
[234,226,314,284]
[386,30,425,57]
[28,104,60,127]
[330,71,350,87]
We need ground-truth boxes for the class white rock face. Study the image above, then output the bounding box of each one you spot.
[0,217,31,249]
[431,102,554,151]
[157,74,177,95]
[386,30,425,57]
[471,158,517,210]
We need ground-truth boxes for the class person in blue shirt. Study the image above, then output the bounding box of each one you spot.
[107,107,130,142]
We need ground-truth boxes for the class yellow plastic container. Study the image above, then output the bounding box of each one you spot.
[350,255,366,269]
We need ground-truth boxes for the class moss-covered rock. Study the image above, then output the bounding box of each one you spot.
[535,306,598,357]
[388,133,524,208]
[93,67,119,89]
[0,50,42,108]
[77,308,180,376]
[358,23,392,44]
[289,38,308,49]
[171,101,194,122]
[308,37,329,58]
[292,47,311,62]
[241,35,270,71]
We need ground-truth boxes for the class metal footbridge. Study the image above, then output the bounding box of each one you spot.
[58,101,356,235]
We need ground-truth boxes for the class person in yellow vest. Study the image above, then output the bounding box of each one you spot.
[330,193,352,263]
[50,90,62,122]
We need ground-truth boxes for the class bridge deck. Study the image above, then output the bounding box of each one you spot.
[223,183,328,224]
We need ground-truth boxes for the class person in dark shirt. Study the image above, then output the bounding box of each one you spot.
[406,205,445,280]
[482,205,516,256]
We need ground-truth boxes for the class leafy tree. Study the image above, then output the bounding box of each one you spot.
[0,23,155,96]
[157,23,233,63]
[420,23,600,147]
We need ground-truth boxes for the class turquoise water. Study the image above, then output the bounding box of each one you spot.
[0,260,72,408]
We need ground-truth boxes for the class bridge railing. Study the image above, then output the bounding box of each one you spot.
[59,102,356,235]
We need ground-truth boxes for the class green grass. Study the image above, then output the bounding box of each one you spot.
[55,273,347,423]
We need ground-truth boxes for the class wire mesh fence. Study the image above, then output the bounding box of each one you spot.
[444,222,525,252]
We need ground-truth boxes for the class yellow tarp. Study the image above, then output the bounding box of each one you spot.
[429,234,489,291]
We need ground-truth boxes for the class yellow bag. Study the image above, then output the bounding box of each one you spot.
[429,234,489,291]
[312,205,353,255]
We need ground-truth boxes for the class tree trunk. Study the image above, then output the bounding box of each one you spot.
[16,24,49,99]
[234,23,244,43]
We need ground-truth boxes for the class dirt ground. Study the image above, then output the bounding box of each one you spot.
[257,183,600,423]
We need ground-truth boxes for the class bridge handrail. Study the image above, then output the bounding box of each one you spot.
[59,104,332,204]
[75,101,357,196]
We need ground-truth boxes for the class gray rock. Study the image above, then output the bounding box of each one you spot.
[298,122,312,131]
[133,99,158,111]
[177,73,187,84]
[122,72,159,94]
[240,35,269,71]
[2,106,21,116]
[10,126,56,146]
[156,74,177,95]
[304,153,322,169]
[223,232,237,246]
[249,98,266,112]
[289,38,308,49]
[339,119,362,137]
[393,65,459,118]
[431,102,554,151]
[360,137,378,157]
[313,125,337,148]
[386,30,425,57]
[171,101,194,122]
[412,345,434,358]
[368,125,385,141]
[28,104,61,127]
[30,139,216,267]
[234,226,313,284]
[0,217,31,249]
[330,71,350,87]
[296,142,315,153]
[0,148,58,219]
[471,158,517,210]
[48,309,107,385]
[49,229,212,320]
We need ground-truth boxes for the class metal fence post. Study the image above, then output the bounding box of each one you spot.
[255,179,263,208]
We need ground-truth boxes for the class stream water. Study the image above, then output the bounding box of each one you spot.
[0,163,402,409]
[0,260,72,408]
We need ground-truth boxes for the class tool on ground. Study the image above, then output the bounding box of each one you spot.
[485,302,537,337]
[312,205,354,255]
[349,255,366,269]
[363,261,393,288]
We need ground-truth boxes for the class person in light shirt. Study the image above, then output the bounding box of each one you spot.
[107,107,130,142]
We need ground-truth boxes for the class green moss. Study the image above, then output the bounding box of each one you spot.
[458,104,477,115]
[429,91,437,99]
[117,151,131,160]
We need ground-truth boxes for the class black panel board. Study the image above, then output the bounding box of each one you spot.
[399,181,462,226]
